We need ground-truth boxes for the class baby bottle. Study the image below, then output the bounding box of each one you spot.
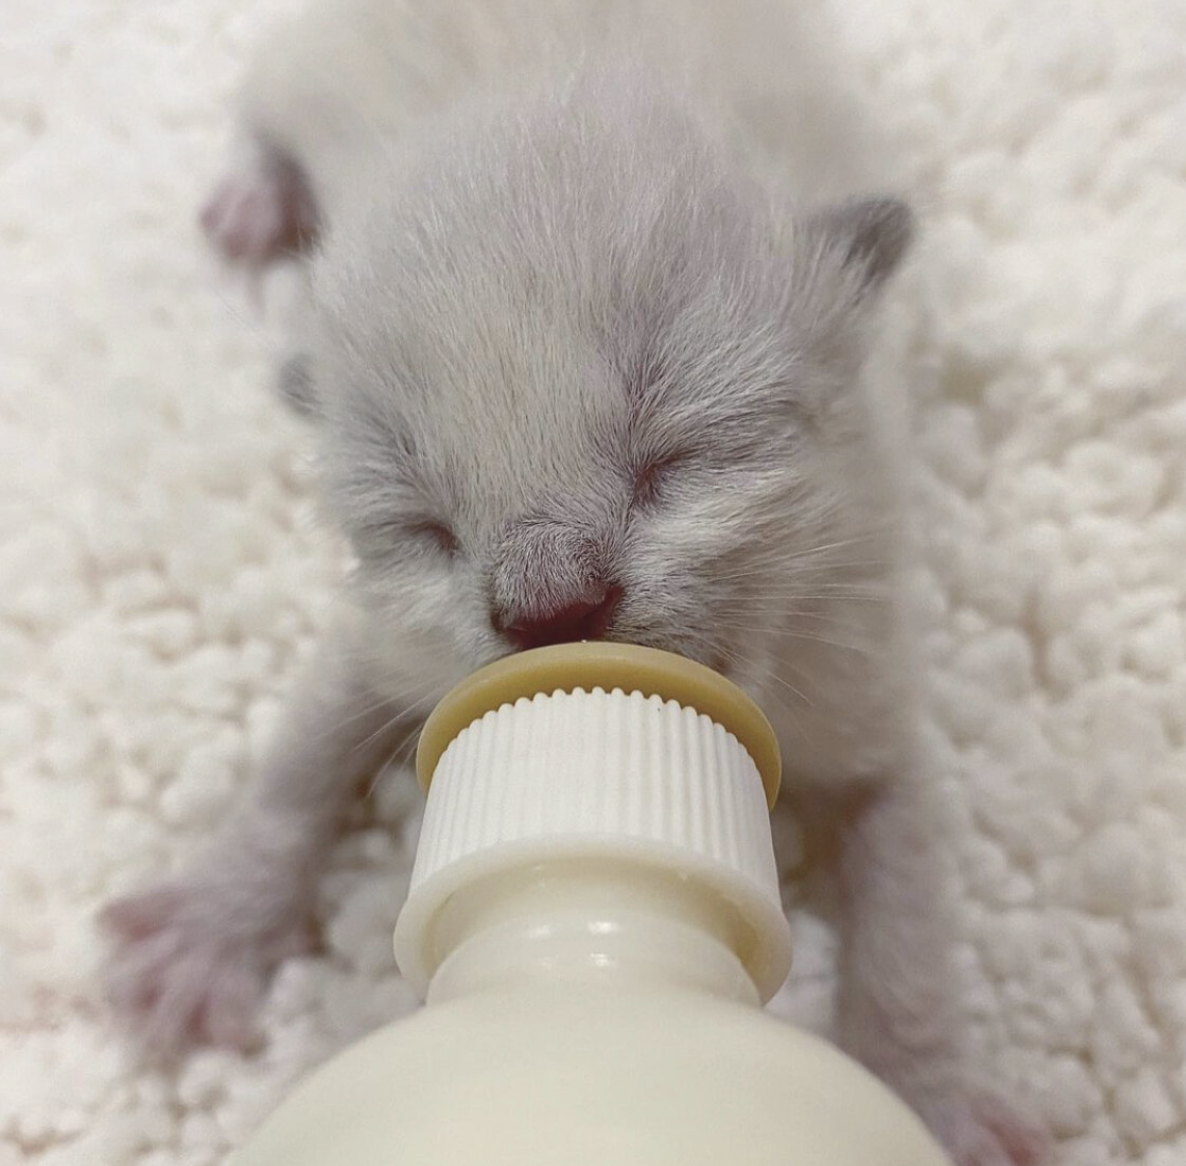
[230,642,950,1165]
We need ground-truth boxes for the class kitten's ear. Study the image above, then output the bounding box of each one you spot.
[786,197,915,407]
[800,196,915,301]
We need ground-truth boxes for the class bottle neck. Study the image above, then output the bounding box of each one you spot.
[424,859,762,1007]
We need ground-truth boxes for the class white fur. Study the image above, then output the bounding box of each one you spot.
[238,0,880,215]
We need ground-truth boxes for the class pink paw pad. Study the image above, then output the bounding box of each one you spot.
[917,1087,1052,1166]
[100,881,310,1057]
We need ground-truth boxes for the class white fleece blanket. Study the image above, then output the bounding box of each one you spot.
[3,1,1185,1163]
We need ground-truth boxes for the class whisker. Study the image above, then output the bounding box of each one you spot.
[704,534,886,570]
[366,731,416,800]
[707,562,893,585]
[707,556,893,577]
[712,606,861,624]
[312,691,412,741]
[713,644,819,752]
[714,592,889,605]
[713,622,875,656]
[715,644,818,710]
[367,724,425,799]
[305,674,445,747]
[351,690,437,757]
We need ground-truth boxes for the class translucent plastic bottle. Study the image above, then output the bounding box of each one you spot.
[230,643,950,1166]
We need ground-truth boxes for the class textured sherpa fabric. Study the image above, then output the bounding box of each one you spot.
[3,1,1185,1163]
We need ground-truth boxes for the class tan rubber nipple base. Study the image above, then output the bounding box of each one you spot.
[416,643,781,809]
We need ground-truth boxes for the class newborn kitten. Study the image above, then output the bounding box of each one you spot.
[103,2,1045,1163]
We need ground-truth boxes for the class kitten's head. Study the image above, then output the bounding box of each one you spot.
[306,72,913,705]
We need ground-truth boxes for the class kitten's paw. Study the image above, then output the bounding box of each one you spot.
[913,1084,1051,1166]
[100,879,309,1057]
[200,144,318,267]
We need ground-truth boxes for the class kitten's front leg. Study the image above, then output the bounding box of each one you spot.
[101,625,414,1057]
[836,773,1049,1166]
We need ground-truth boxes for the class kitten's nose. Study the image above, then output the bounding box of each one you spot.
[496,585,623,652]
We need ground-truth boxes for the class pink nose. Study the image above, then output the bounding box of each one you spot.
[497,585,623,651]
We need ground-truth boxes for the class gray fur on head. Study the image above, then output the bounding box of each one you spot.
[305,68,913,702]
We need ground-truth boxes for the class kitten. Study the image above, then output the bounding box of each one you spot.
[103,2,1046,1162]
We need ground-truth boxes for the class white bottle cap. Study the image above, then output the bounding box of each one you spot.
[395,644,791,1002]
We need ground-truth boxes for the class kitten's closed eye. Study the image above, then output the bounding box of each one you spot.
[356,516,460,560]
[406,519,461,557]
[631,452,690,509]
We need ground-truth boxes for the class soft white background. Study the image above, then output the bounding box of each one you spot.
[3,1,1185,1163]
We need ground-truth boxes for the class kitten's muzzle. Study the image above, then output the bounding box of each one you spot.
[493,584,623,652]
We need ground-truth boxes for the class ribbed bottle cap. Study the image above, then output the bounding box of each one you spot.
[395,644,791,1001]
